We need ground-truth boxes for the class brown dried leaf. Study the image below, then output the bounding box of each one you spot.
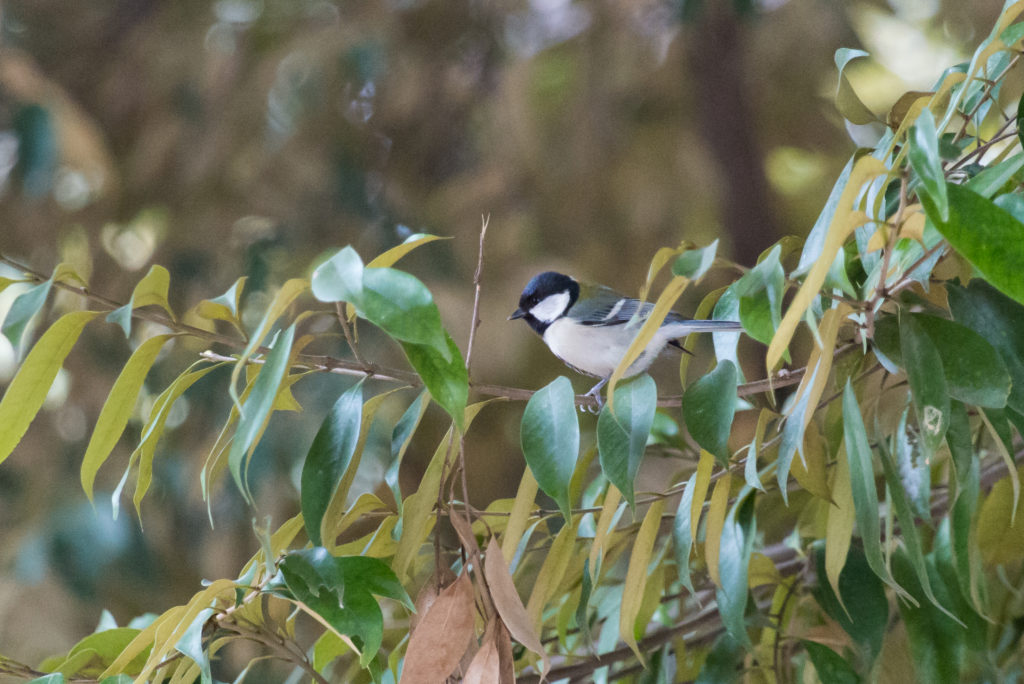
[483,537,549,679]
[400,572,476,684]
[464,615,515,684]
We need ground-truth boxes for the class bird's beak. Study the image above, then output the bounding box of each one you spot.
[508,308,526,321]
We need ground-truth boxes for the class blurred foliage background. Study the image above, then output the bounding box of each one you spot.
[0,0,1005,674]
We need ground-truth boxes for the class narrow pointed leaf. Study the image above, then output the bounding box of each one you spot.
[908,108,948,221]
[619,499,665,662]
[228,324,296,504]
[899,314,949,454]
[81,333,174,502]
[301,381,364,545]
[0,310,99,467]
[400,333,467,430]
[716,490,756,649]
[2,278,52,350]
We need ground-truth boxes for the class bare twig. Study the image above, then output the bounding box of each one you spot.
[464,214,489,378]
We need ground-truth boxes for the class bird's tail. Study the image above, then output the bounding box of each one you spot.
[664,319,743,336]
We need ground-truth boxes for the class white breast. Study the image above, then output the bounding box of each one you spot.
[542,318,678,379]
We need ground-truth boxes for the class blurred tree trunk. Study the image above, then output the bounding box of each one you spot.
[685,3,778,267]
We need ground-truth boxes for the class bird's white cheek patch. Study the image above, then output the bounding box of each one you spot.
[530,290,571,323]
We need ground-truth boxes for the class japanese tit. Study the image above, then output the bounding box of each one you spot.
[509,271,742,407]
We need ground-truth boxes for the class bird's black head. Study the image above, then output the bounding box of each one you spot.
[508,271,580,335]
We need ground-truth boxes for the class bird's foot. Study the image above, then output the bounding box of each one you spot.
[580,379,608,414]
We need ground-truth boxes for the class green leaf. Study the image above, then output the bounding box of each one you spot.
[29,675,66,683]
[947,280,1024,414]
[597,374,657,510]
[802,640,861,684]
[682,360,738,466]
[174,608,214,684]
[672,470,700,595]
[878,433,961,624]
[734,245,785,346]
[811,544,887,664]
[2,279,51,351]
[909,108,949,222]
[278,549,411,666]
[521,376,580,521]
[228,324,296,504]
[899,313,950,453]
[672,239,718,280]
[400,333,468,430]
[106,265,174,338]
[891,550,964,684]
[716,490,755,649]
[360,267,449,357]
[302,381,364,546]
[696,632,743,684]
[385,391,428,515]
[311,246,365,304]
[964,152,1024,198]
[842,381,910,601]
[81,334,175,503]
[930,184,1024,306]
[0,310,99,467]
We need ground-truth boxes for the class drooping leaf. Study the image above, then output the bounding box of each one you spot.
[672,470,700,595]
[716,490,756,649]
[811,545,888,664]
[0,310,99,467]
[734,244,786,346]
[891,550,964,684]
[899,313,950,454]
[842,382,911,601]
[400,573,475,684]
[977,467,1024,565]
[705,473,732,587]
[682,360,737,466]
[908,108,949,221]
[597,374,657,510]
[930,184,1024,306]
[301,380,364,546]
[483,538,549,678]
[228,324,296,504]
[81,333,175,503]
[619,499,665,662]
[385,390,429,515]
[400,332,468,430]
[521,376,579,521]
[360,267,449,357]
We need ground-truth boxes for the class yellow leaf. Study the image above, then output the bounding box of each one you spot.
[130,265,174,316]
[607,275,689,410]
[690,451,715,538]
[826,447,855,614]
[767,155,886,370]
[747,552,780,588]
[588,484,623,573]
[977,467,1024,565]
[229,277,309,406]
[502,468,540,564]
[638,246,684,304]
[705,473,733,587]
[791,422,831,501]
[0,310,100,466]
[619,499,666,662]
[367,234,449,268]
[393,399,497,579]
[81,333,175,502]
[525,517,579,631]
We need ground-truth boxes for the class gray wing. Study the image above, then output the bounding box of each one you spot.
[573,286,673,327]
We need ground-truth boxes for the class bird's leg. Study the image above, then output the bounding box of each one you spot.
[582,377,608,414]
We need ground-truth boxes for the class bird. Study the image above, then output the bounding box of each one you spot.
[509,271,742,409]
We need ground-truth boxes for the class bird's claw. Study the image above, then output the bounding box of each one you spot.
[581,388,604,414]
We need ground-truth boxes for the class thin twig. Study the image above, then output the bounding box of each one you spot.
[464,214,489,378]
